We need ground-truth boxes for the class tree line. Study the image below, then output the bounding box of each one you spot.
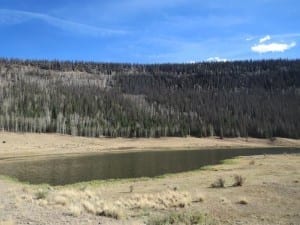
[0,58,299,138]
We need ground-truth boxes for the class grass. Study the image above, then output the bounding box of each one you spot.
[0,175,21,184]
[35,189,48,199]
[192,193,205,203]
[200,165,215,171]
[53,195,68,206]
[97,207,123,220]
[147,211,216,225]
[45,187,125,219]
[68,204,82,217]
[0,220,15,225]
[62,176,150,189]
[82,201,96,214]
[249,159,255,165]
[221,158,237,165]
[129,185,134,193]
[119,190,192,210]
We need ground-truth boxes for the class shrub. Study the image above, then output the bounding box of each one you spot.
[233,175,245,187]
[237,198,248,205]
[211,178,225,188]
[147,211,216,225]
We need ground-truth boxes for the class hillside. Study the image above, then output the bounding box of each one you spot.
[0,59,299,138]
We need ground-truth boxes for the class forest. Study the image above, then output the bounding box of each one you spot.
[0,58,299,138]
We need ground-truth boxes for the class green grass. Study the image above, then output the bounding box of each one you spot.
[200,165,215,171]
[220,158,237,165]
[61,176,151,189]
[0,175,21,183]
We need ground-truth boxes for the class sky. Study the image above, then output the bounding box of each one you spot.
[0,0,299,63]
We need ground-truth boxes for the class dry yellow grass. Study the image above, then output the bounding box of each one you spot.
[68,204,82,217]
[0,219,15,225]
[46,188,125,219]
[118,190,192,210]
[192,192,205,203]
[45,187,191,219]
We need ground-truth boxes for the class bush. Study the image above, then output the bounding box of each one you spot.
[211,178,225,188]
[233,175,245,187]
[237,198,248,205]
[147,211,216,225]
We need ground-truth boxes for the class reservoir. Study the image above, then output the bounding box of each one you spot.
[0,147,298,185]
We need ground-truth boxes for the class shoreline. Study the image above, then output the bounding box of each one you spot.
[0,131,300,161]
[0,153,299,225]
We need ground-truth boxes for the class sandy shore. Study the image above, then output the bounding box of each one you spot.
[0,132,300,160]
[0,153,299,225]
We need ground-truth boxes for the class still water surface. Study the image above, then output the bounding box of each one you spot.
[0,148,298,185]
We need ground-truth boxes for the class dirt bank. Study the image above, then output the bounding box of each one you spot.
[0,132,299,160]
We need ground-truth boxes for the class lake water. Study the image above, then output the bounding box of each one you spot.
[0,147,298,185]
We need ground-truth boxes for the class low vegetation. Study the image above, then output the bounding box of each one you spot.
[211,178,225,188]
[39,187,192,220]
[237,198,248,205]
[233,175,245,187]
[118,190,192,210]
[147,211,216,225]
[35,189,48,200]
[97,207,123,220]
[192,193,205,203]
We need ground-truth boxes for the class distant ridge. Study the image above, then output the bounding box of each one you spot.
[0,58,299,138]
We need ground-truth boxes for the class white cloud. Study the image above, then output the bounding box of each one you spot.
[251,42,296,53]
[259,35,271,43]
[207,57,227,62]
[0,9,126,37]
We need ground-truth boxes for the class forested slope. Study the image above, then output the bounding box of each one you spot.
[0,59,299,138]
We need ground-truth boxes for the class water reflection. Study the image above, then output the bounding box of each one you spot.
[0,148,298,185]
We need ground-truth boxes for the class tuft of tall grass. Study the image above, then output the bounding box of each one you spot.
[97,207,123,220]
[147,211,216,225]
[35,189,48,200]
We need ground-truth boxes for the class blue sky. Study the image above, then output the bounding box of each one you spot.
[0,0,299,63]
